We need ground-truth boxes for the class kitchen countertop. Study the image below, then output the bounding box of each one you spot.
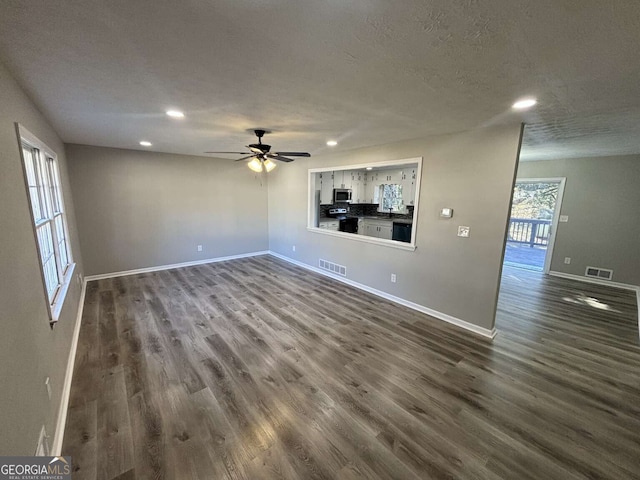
[319,216,413,224]
[359,216,413,224]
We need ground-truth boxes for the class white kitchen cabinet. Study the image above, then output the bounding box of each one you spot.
[380,168,401,183]
[350,170,364,203]
[378,224,393,240]
[362,219,393,240]
[334,170,347,189]
[319,220,339,231]
[364,172,380,204]
[319,171,334,204]
[399,168,416,206]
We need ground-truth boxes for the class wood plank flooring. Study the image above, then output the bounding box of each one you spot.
[62,255,640,479]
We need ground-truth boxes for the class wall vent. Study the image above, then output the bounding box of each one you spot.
[585,266,613,280]
[319,259,347,277]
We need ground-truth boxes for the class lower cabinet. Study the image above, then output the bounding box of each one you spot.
[363,220,393,240]
[319,220,339,231]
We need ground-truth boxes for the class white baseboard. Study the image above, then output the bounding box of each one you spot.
[268,251,497,339]
[548,270,639,292]
[84,250,270,281]
[51,277,87,455]
[637,289,640,339]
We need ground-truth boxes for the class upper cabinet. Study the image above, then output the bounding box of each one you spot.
[399,167,417,206]
[319,171,334,204]
[315,163,419,208]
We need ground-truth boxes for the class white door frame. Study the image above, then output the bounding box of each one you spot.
[514,177,566,274]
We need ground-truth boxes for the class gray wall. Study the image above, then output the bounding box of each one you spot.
[518,155,640,286]
[268,124,523,331]
[66,144,269,276]
[0,61,84,454]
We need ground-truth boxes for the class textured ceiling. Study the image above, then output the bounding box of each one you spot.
[0,0,639,161]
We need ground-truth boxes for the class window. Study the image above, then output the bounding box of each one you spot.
[308,157,422,251]
[378,184,404,213]
[18,125,75,323]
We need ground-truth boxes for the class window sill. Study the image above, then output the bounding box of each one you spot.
[50,263,76,325]
[307,227,417,251]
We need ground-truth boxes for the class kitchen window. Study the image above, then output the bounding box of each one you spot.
[18,124,75,323]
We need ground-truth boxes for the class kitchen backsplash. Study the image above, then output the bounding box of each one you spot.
[320,203,414,220]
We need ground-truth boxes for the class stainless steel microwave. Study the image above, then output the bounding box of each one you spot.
[333,188,352,203]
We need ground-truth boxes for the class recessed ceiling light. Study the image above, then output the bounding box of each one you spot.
[512,98,537,110]
[326,140,338,146]
[166,110,185,118]
[139,141,152,147]
[366,167,373,170]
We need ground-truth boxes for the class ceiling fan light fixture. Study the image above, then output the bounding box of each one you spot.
[263,158,277,172]
[247,158,263,172]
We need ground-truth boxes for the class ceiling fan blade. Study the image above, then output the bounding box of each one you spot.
[274,152,310,157]
[234,155,256,162]
[204,151,251,154]
[267,153,295,163]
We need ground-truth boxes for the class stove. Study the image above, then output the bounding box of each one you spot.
[328,208,358,233]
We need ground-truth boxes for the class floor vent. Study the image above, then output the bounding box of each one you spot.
[585,266,613,280]
[319,259,347,277]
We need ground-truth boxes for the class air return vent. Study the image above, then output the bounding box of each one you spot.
[319,259,346,277]
[585,266,613,280]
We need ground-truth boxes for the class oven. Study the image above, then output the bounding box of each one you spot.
[339,217,358,234]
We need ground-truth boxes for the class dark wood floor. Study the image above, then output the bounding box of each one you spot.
[63,255,640,480]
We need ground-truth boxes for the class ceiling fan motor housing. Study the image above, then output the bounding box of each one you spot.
[249,143,271,153]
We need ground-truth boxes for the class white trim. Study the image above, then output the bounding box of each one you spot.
[51,263,76,322]
[307,157,423,251]
[269,251,496,339]
[51,275,87,455]
[307,156,423,175]
[84,251,270,281]
[306,226,417,251]
[636,289,640,340]
[548,270,639,291]
[514,177,566,274]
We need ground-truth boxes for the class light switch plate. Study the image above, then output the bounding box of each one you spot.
[457,226,470,238]
[559,215,569,222]
[440,208,453,218]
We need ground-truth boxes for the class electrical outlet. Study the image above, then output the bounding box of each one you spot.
[292,245,296,252]
[391,273,397,283]
[559,215,569,223]
[197,245,203,252]
[457,226,470,238]
[564,257,571,264]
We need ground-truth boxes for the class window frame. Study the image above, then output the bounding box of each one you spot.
[16,124,75,324]
[307,157,423,251]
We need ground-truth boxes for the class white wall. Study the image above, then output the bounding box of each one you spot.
[0,60,84,454]
[269,124,523,331]
[518,155,640,286]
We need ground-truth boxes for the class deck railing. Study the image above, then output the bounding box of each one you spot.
[508,218,551,247]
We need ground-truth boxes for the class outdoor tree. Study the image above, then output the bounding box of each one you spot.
[511,183,558,219]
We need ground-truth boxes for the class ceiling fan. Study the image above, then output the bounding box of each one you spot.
[205,129,310,173]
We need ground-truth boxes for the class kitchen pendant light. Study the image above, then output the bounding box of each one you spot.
[248,158,263,172]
